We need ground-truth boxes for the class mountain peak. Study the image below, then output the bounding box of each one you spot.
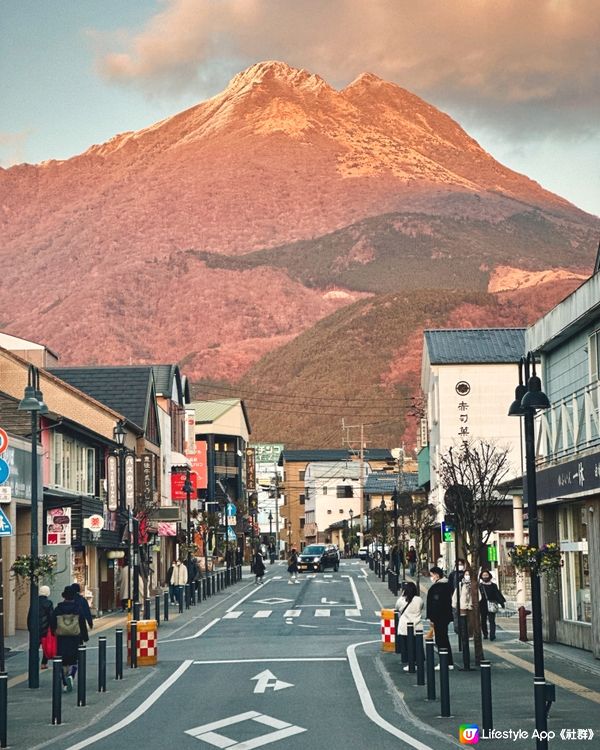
[226,60,331,96]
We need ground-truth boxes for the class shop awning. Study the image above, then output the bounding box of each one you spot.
[158,522,177,536]
[171,451,191,467]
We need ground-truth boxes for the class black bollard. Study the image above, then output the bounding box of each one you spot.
[460,615,471,671]
[130,621,138,669]
[52,658,63,725]
[77,645,87,707]
[191,581,196,605]
[163,592,169,622]
[0,672,7,748]
[415,632,425,686]
[480,660,493,732]
[425,639,436,701]
[178,586,184,614]
[144,598,151,620]
[115,629,123,680]
[439,649,451,717]
[407,623,416,673]
[98,637,106,693]
[133,602,141,621]
[155,594,161,627]
[184,584,190,610]
[394,611,401,655]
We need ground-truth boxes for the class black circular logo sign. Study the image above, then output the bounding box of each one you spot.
[455,381,471,396]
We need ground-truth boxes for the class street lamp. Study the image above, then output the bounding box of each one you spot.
[113,420,136,610]
[268,512,274,564]
[348,509,354,556]
[18,364,48,688]
[508,351,551,750]
[380,498,387,582]
[183,469,194,560]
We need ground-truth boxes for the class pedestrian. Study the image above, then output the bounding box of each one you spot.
[426,566,454,669]
[254,549,266,584]
[479,570,506,641]
[71,582,93,642]
[395,581,423,670]
[50,586,84,692]
[166,559,177,604]
[453,565,474,638]
[27,584,55,670]
[407,546,417,577]
[287,548,299,584]
[170,558,188,605]
[448,559,465,633]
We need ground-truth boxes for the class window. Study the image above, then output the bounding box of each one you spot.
[322,486,328,495]
[51,434,95,495]
[327,509,332,514]
[299,470,306,481]
[300,518,305,528]
[558,503,590,623]
[299,494,305,505]
[339,509,344,514]
[590,330,600,381]
[336,485,353,498]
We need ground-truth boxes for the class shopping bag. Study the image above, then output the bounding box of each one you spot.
[41,630,57,660]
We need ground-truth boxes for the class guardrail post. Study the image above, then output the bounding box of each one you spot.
[0,672,7,747]
[115,629,123,680]
[184,584,190,610]
[178,586,184,613]
[133,602,141,621]
[77,645,87,707]
[163,592,169,621]
[425,639,436,701]
[416,631,425,685]
[130,621,137,669]
[394,611,401,655]
[439,649,451,717]
[155,594,161,627]
[144,598,151,620]
[52,658,62,725]
[481,660,493,732]
[407,623,416,673]
[98,637,106,693]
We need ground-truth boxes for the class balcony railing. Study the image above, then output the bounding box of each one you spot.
[536,380,600,464]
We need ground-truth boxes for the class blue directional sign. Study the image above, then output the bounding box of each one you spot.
[0,507,13,536]
[0,458,9,484]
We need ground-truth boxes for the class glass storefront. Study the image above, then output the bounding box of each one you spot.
[558,502,591,623]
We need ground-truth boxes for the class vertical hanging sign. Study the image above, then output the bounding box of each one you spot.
[125,454,136,508]
[107,455,118,511]
[245,447,256,491]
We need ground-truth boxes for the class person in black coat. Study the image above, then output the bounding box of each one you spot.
[71,583,93,642]
[426,566,454,668]
[479,570,506,641]
[27,584,54,669]
[253,550,266,585]
[50,587,85,691]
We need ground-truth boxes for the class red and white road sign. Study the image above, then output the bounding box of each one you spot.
[0,428,8,454]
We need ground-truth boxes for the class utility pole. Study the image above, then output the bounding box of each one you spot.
[342,420,367,543]
[272,464,280,561]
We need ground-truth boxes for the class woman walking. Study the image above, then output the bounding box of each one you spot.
[50,586,85,692]
[254,549,266,585]
[479,570,506,640]
[395,581,423,670]
[287,548,299,584]
[27,584,54,670]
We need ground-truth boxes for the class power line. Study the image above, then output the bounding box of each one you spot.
[193,382,413,405]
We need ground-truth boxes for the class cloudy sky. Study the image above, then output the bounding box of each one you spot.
[2,0,598,215]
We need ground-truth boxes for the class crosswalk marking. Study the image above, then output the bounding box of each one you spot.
[223,611,243,619]
[345,609,361,617]
[222,609,371,621]
[253,611,272,618]
[314,609,330,617]
[283,610,301,618]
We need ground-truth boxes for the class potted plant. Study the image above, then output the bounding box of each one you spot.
[509,543,562,590]
[10,554,57,596]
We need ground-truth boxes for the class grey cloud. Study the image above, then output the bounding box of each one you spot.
[95,0,600,138]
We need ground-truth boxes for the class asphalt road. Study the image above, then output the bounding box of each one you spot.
[34,562,455,750]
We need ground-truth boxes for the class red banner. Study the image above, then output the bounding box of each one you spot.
[171,471,198,502]
[187,440,208,490]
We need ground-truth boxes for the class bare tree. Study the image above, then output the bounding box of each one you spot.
[438,440,511,664]
[409,500,438,595]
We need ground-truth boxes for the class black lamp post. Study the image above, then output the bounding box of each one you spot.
[268,512,274,564]
[113,420,134,610]
[380,498,387,582]
[348,509,354,556]
[392,490,399,576]
[508,351,551,750]
[183,469,194,561]
[18,365,48,689]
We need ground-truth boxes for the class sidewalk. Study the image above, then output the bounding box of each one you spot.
[364,562,600,748]
[3,569,250,750]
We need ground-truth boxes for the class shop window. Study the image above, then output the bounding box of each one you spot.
[51,434,95,495]
[558,503,590,623]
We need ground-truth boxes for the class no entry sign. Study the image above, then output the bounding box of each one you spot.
[0,428,8,454]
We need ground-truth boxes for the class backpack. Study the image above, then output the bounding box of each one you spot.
[55,613,80,637]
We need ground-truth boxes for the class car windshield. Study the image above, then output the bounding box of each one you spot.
[302,545,325,555]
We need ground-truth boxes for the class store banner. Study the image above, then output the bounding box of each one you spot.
[187,440,208,489]
[46,507,71,545]
[171,471,198,502]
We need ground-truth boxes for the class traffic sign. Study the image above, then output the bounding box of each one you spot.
[0,428,8,454]
[0,507,12,536]
[0,487,11,504]
[0,458,9,484]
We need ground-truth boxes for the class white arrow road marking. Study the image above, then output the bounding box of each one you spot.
[320,597,338,604]
[251,670,294,693]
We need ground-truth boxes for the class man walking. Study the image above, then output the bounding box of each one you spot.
[426,566,454,669]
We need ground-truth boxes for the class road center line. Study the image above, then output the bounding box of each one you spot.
[64,660,194,750]
[342,574,363,610]
[347,641,434,750]
[161,618,220,643]
[193,657,346,664]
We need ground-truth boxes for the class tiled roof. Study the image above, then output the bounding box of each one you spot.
[424,328,526,364]
[50,366,154,431]
[279,449,393,465]
[191,399,239,423]
[151,365,176,397]
[364,471,419,495]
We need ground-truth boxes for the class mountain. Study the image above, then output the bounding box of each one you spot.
[1,61,598,444]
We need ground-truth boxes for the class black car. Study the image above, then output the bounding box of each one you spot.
[298,544,340,573]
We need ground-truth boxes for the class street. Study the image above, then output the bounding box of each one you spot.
[18,562,447,750]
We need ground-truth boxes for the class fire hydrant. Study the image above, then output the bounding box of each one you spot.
[518,605,531,642]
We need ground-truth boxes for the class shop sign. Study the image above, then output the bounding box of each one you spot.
[125,454,135,507]
[535,451,600,501]
[107,455,118,511]
[252,443,284,465]
[171,471,198,502]
[245,447,256,491]
[46,507,71,545]
[187,440,208,489]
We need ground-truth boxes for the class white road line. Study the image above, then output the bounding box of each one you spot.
[65,660,194,750]
[160,618,220,643]
[253,610,272,618]
[347,641,433,750]
[283,609,301,617]
[345,609,361,616]
[314,609,330,617]
[342,574,363,611]
[226,579,271,612]
[223,611,243,619]
[192,658,346,664]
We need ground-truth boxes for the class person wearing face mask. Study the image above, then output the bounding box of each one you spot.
[170,558,188,605]
[453,565,474,637]
[479,570,506,640]
[448,559,465,634]
[426,566,454,669]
